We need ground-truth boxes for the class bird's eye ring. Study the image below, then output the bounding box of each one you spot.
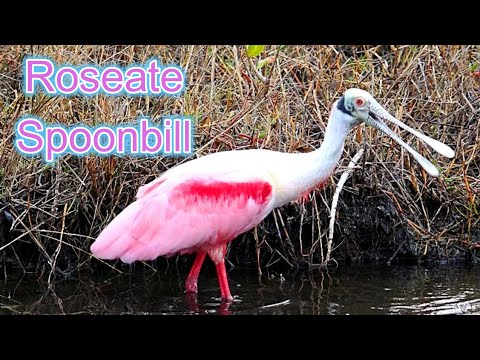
[355,98,364,107]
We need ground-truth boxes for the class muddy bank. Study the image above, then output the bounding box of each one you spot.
[229,174,475,273]
[0,173,474,277]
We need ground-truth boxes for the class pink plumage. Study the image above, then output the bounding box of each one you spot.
[92,177,272,262]
[91,162,275,300]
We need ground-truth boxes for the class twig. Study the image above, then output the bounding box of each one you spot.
[47,203,67,289]
[324,148,365,268]
[248,56,269,83]
[387,240,406,266]
[260,299,291,309]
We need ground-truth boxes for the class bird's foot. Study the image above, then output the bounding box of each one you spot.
[185,278,198,293]
[185,292,200,313]
[218,299,233,315]
[220,294,234,302]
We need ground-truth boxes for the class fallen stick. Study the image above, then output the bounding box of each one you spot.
[324,147,365,267]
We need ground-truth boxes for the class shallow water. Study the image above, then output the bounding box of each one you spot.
[1,264,479,315]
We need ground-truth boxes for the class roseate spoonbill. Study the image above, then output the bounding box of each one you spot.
[90,88,454,301]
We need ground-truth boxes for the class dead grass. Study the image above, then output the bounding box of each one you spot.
[0,45,478,277]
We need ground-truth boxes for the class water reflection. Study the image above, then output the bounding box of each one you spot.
[1,264,479,315]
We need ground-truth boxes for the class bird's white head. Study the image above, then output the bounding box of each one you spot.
[332,88,455,177]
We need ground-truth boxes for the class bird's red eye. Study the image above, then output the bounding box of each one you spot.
[355,98,364,106]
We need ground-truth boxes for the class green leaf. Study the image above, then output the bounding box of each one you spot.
[257,130,268,139]
[246,45,265,58]
[257,55,276,69]
[257,58,268,69]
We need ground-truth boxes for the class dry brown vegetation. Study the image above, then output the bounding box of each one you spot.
[0,45,478,279]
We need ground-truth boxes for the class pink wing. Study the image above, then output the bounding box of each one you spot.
[90,173,274,264]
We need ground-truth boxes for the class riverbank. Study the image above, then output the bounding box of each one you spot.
[0,45,478,277]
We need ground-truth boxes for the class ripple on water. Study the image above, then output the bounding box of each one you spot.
[1,264,479,315]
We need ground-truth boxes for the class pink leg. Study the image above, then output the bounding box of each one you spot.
[208,244,233,301]
[185,292,200,313]
[215,260,233,301]
[185,251,206,293]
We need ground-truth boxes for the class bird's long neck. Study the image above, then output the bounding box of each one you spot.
[306,112,352,185]
[272,110,353,207]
